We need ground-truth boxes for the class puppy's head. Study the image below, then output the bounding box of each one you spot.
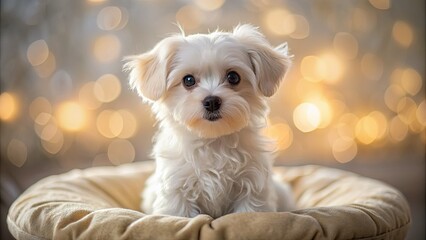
[124,24,291,139]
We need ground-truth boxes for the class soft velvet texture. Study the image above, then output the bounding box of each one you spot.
[7,161,411,240]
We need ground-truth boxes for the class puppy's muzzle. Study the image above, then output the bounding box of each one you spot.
[202,96,222,121]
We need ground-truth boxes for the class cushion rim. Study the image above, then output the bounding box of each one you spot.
[7,162,411,240]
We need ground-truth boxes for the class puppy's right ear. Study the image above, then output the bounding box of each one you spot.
[123,36,182,102]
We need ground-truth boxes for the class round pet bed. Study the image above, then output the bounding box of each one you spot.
[7,161,411,239]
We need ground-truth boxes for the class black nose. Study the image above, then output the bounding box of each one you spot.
[202,96,222,112]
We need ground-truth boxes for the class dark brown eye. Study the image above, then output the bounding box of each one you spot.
[227,71,240,85]
[182,75,196,88]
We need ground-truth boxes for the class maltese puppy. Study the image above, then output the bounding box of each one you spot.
[124,24,295,218]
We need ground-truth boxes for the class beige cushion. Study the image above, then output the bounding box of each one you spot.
[7,161,411,240]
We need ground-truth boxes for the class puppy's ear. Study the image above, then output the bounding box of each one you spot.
[123,36,182,102]
[233,24,291,97]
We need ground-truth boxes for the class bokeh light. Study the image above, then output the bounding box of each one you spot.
[355,114,380,145]
[27,40,49,66]
[351,7,377,33]
[34,52,57,78]
[336,113,359,141]
[56,101,87,132]
[93,74,121,103]
[333,32,359,60]
[194,0,225,11]
[87,0,106,4]
[300,56,322,83]
[332,138,358,163]
[289,15,310,40]
[29,97,52,120]
[107,139,135,165]
[417,100,426,126]
[263,8,295,36]
[400,68,422,96]
[79,82,102,110]
[7,139,27,167]
[389,116,408,142]
[368,0,391,10]
[0,92,18,121]
[116,109,138,139]
[318,53,344,84]
[397,97,417,125]
[97,6,125,31]
[97,110,116,138]
[392,21,414,48]
[262,122,293,151]
[361,53,383,81]
[293,103,321,133]
[41,128,64,155]
[176,5,204,30]
[384,84,406,112]
[93,34,121,63]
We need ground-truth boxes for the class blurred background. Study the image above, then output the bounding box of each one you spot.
[1,0,424,239]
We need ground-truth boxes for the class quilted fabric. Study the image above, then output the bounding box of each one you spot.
[7,161,411,240]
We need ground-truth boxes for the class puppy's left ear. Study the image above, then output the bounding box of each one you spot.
[233,24,291,97]
[123,36,182,102]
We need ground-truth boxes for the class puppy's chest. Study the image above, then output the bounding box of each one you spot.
[181,146,255,213]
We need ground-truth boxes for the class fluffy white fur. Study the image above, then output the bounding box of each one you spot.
[124,24,295,218]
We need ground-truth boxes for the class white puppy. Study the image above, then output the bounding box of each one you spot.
[124,24,295,218]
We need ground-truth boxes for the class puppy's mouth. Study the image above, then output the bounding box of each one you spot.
[204,111,222,121]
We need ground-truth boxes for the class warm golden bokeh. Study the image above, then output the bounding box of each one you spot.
[293,102,321,133]
[97,6,124,31]
[34,52,57,78]
[332,138,358,163]
[0,92,18,121]
[176,5,204,30]
[392,21,414,48]
[93,34,121,63]
[262,122,293,151]
[400,68,423,96]
[194,0,225,11]
[56,101,87,132]
[368,0,391,10]
[263,8,295,36]
[7,139,27,167]
[94,74,122,103]
[333,32,359,60]
[79,82,103,110]
[27,40,49,66]
[107,139,135,165]
[2,1,424,169]
[29,97,52,120]
[361,53,383,81]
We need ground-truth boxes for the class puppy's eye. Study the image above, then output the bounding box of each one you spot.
[226,71,240,85]
[182,75,196,88]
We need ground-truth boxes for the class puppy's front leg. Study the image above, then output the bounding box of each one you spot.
[152,190,200,218]
[232,181,277,213]
[232,195,276,213]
